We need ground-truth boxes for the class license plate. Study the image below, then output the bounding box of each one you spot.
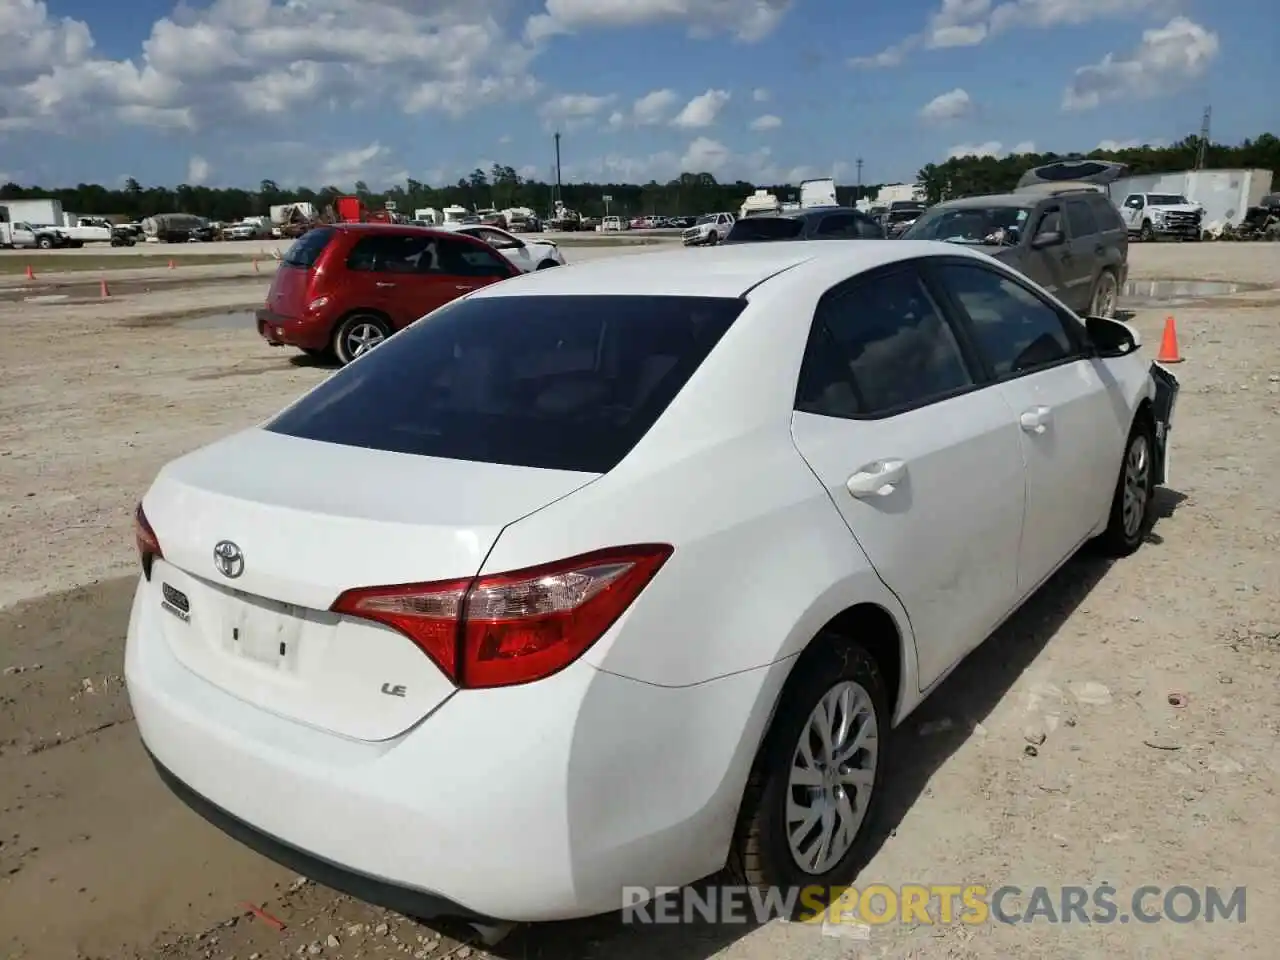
[226,594,302,669]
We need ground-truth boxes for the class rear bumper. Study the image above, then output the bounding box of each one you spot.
[124,578,775,922]
[256,308,330,351]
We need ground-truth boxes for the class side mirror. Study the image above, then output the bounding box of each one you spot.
[1085,315,1139,357]
[1031,229,1064,249]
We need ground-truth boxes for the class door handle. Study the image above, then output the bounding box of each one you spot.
[846,459,907,498]
[455,284,477,291]
[1019,405,1053,434]
[375,281,396,288]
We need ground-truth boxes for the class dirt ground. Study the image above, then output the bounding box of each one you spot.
[1,243,1277,960]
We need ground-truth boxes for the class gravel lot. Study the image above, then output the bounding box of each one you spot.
[1,243,1277,960]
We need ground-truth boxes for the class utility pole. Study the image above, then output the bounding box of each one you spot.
[855,157,863,201]
[553,131,563,207]
[1195,106,1211,170]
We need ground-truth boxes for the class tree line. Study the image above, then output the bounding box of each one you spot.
[1,133,1274,222]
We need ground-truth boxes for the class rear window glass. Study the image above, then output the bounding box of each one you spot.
[282,228,334,268]
[265,295,745,473]
[727,218,804,241]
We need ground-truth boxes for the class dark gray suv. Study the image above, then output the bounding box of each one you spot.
[900,186,1128,318]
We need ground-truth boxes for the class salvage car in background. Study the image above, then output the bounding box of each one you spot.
[256,224,519,365]
[437,222,565,271]
[129,240,1177,932]
[723,206,885,243]
[901,186,1128,317]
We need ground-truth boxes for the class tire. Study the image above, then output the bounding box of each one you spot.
[332,313,392,366]
[729,637,889,913]
[535,259,559,270]
[1094,415,1156,557]
[708,231,720,245]
[37,236,53,249]
[1088,269,1119,318]
[1139,220,1155,242]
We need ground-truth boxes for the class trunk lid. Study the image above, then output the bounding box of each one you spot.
[141,428,598,741]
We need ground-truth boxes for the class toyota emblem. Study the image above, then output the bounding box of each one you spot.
[213,540,245,579]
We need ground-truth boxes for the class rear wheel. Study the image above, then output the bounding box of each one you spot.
[333,313,391,366]
[1089,269,1119,318]
[730,637,888,912]
[1095,416,1156,557]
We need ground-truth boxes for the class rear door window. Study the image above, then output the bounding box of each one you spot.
[266,295,744,473]
[727,217,804,241]
[345,233,439,274]
[1065,199,1099,238]
[281,227,334,268]
[436,237,512,277]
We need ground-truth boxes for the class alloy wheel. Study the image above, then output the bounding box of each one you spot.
[786,680,879,875]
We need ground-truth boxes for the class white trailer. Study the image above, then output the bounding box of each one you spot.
[0,198,65,228]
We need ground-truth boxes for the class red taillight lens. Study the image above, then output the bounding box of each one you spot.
[330,544,672,689]
[134,503,163,579]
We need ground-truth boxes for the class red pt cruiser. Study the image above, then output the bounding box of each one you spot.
[257,224,521,365]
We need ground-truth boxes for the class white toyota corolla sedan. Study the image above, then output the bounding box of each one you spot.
[436,221,566,272]
[126,240,1178,927]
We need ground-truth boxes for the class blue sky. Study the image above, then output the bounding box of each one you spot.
[0,0,1273,189]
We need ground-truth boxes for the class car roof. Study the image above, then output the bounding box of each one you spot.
[930,193,1043,210]
[761,206,865,221]
[471,239,971,299]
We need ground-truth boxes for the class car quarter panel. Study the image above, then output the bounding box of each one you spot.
[476,265,920,699]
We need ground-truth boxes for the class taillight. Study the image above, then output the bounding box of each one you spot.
[331,544,672,689]
[134,503,163,579]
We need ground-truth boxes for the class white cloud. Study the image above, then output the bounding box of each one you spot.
[671,88,730,128]
[186,155,210,184]
[1063,17,1218,110]
[681,136,732,173]
[750,114,782,131]
[1010,141,1037,154]
[947,141,1005,158]
[315,142,405,189]
[851,0,1168,67]
[538,91,616,130]
[753,87,770,102]
[926,0,991,48]
[632,88,680,125]
[1,0,540,131]
[1096,137,1166,150]
[919,88,973,122]
[525,0,794,44]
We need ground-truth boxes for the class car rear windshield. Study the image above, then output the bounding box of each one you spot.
[281,227,334,268]
[727,218,804,241]
[265,294,745,474]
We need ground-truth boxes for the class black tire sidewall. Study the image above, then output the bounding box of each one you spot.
[1091,270,1118,318]
[750,641,891,902]
[1104,419,1157,553]
[333,314,391,366]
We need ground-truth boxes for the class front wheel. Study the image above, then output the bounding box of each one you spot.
[1139,220,1155,242]
[1094,417,1156,557]
[333,313,392,366]
[535,259,559,270]
[730,638,888,909]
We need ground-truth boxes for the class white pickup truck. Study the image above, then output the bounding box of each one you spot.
[0,221,72,249]
[61,215,135,246]
[1118,192,1205,242]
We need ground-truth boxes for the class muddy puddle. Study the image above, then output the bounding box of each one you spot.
[176,311,256,330]
[1122,278,1269,308]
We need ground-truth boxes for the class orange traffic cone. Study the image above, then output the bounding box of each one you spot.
[1157,315,1183,363]
[100,279,111,298]
[168,259,175,269]
[25,265,34,280]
